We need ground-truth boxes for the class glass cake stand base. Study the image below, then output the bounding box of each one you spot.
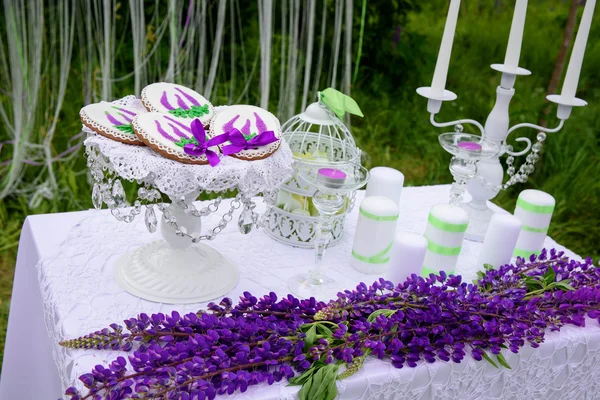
[288,272,341,300]
[114,241,239,304]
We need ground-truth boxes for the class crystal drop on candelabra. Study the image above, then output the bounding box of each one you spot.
[532,143,542,153]
[238,208,255,234]
[92,183,103,209]
[507,166,516,175]
[112,180,126,205]
[537,132,546,142]
[145,206,157,233]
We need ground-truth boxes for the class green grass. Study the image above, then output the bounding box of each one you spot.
[0,0,599,369]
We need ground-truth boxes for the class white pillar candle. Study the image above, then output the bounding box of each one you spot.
[422,204,468,276]
[365,167,405,206]
[477,213,522,268]
[387,232,428,284]
[561,0,596,99]
[513,189,555,259]
[431,0,461,97]
[503,0,528,71]
[351,196,399,275]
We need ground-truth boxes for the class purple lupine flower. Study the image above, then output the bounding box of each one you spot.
[119,113,133,123]
[222,114,240,133]
[174,93,190,110]
[154,120,178,141]
[241,119,251,134]
[160,91,175,110]
[105,112,126,126]
[175,87,200,106]
[167,123,188,138]
[164,115,193,133]
[254,112,267,133]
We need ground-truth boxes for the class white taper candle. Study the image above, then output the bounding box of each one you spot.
[504,0,528,71]
[387,233,428,284]
[561,0,596,99]
[477,213,522,268]
[431,0,461,97]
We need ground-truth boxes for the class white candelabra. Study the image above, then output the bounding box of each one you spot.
[417,0,595,241]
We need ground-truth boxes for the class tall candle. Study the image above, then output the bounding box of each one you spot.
[431,0,461,97]
[504,0,528,70]
[561,0,596,99]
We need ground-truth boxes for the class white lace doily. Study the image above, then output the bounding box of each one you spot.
[37,187,594,400]
[83,96,294,198]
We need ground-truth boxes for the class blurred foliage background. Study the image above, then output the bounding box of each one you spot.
[0,0,598,364]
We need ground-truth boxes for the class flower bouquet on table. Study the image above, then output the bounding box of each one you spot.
[61,249,600,400]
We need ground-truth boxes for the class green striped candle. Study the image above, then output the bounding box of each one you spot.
[421,204,468,276]
[513,189,555,259]
[351,196,399,274]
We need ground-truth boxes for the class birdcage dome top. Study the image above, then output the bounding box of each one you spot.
[281,101,360,165]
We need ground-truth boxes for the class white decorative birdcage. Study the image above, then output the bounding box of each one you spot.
[264,98,361,248]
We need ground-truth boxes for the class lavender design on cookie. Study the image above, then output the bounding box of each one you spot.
[159,88,209,119]
[105,107,136,134]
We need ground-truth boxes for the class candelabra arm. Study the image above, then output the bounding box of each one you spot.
[504,119,565,156]
[430,114,485,136]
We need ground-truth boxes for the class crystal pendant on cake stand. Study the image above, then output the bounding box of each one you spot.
[288,162,369,299]
[438,130,501,207]
[113,191,239,304]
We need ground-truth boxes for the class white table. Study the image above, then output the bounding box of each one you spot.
[2,185,599,400]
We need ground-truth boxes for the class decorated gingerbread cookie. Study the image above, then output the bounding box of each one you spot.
[210,105,281,161]
[140,83,214,126]
[80,102,146,145]
[132,113,228,166]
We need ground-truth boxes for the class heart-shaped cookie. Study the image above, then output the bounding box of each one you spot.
[141,83,214,127]
[133,113,228,165]
[80,102,146,145]
[210,105,282,161]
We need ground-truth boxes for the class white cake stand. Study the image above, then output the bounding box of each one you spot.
[84,96,293,304]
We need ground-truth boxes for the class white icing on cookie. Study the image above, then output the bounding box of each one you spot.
[140,83,214,127]
[80,102,145,145]
[132,113,222,165]
[209,105,282,161]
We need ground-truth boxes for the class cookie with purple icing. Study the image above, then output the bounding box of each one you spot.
[210,105,282,161]
[80,102,145,145]
[140,83,214,127]
[132,113,228,166]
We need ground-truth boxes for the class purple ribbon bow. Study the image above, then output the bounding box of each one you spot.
[183,119,229,167]
[221,129,279,156]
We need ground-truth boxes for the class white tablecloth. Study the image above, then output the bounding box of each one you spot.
[2,185,599,400]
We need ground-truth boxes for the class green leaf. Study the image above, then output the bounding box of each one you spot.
[298,375,313,400]
[483,263,495,271]
[304,325,317,351]
[326,375,338,400]
[307,365,339,400]
[549,279,575,292]
[316,323,333,337]
[496,352,512,369]
[319,87,364,119]
[289,367,316,386]
[367,309,397,323]
[481,350,499,368]
[543,266,556,285]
